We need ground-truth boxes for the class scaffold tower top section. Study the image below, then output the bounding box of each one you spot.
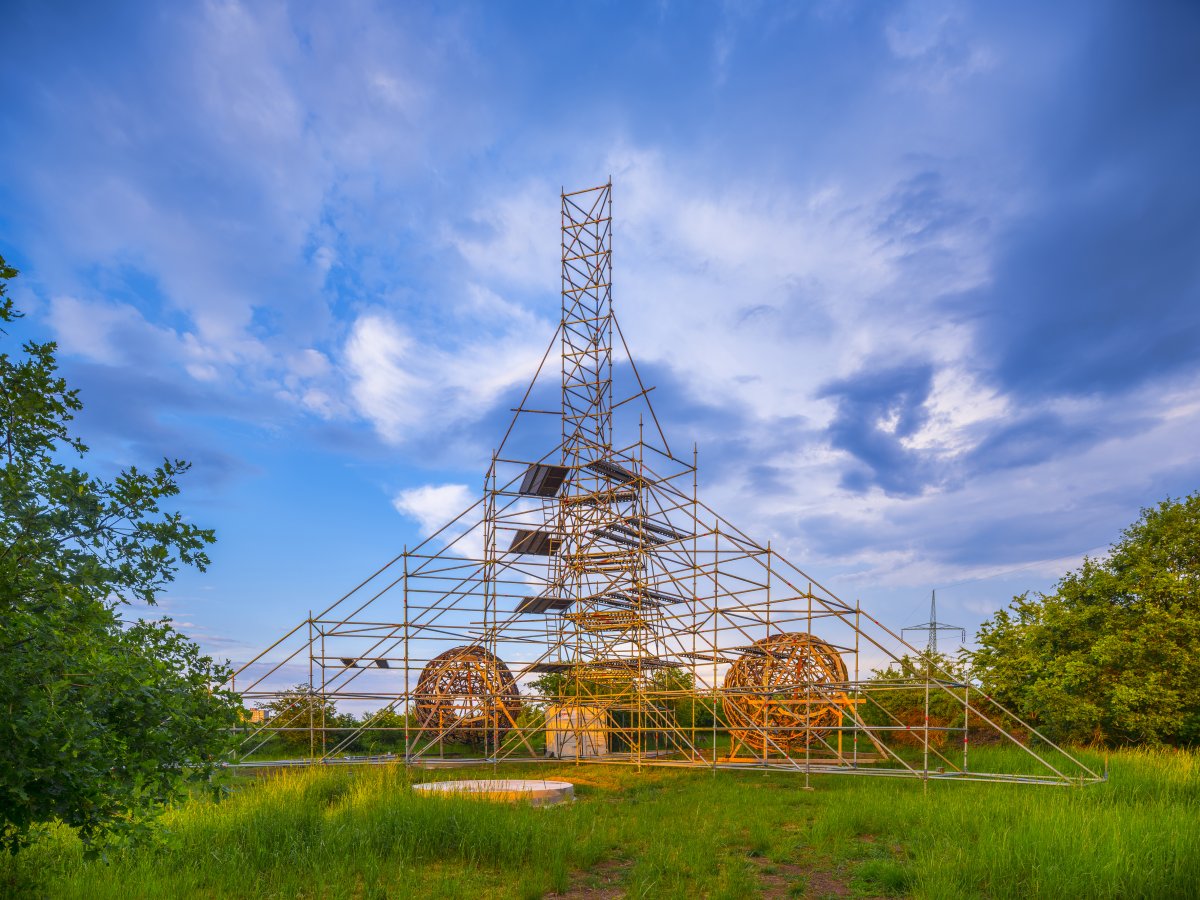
[561,183,613,463]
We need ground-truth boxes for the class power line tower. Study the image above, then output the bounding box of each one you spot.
[902,590,965,658]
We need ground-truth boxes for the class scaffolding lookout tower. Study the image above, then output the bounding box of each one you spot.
[227,183,1102,787]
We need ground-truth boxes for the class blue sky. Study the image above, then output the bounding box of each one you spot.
[2,0,1198,665]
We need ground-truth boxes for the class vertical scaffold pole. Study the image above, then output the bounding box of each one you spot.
[764,542,771,769]
[692,443,699,763]
[320,623,327,759]
[963,672,970,774]
[854,600,861,768]
[403,549,410,764]
[308,610,315,761]
[712,522,719,772]
[804,586,812,791]
[486,450,498,772]
[923,653,932,793]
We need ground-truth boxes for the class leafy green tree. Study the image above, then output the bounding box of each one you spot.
[645,667,722,729]
[527,670,635,704]
[530,668,715,716]
[321,711,362,754]
[258,684,341,751]
[356,707,412,753]
[0,255,240,854]
[971,493,1200,746]
[526,670,570,701]
[863,652,970,749]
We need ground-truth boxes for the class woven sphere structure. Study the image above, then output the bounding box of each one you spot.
[722,632,849,754]
[415,645,521,747]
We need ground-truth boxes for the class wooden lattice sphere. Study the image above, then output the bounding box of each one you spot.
[722,632,849,753]
[414,645,521,746]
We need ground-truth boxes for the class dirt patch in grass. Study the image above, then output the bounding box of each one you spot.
[805,867,852,898]
[747,855,809,898]
[797,862,893,900]
[546,857,631,899]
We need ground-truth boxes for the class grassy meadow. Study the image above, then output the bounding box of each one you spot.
[2,746,1196,899]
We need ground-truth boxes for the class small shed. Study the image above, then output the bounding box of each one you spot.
[544,704,607,759]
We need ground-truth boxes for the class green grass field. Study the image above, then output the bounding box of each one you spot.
[3,746,1196,899]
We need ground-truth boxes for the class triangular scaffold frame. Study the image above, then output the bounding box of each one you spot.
[228,184,1102,787]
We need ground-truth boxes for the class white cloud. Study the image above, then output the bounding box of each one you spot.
[343,309,550,445]
[448,145,994,431]
[18,1,488,433]
[756,368,1200,603]
[48,296,174,366]
[393,482,475,534]
[900,366,1009,455]
[884,0,996,90]
[344,315,425,442]
[886,1,964,60]
[449,186,560,290]
[47,294,345,420]
[393,482,482,559]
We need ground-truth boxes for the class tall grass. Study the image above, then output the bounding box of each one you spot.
[3,746,1196,898]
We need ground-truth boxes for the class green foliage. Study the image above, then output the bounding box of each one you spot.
[0,256,240,854]
[525,670,570,700]
[862,652,970,747]
[644,667,723,729]
[527,670,634,703]
[259,685,341,750]
[972,493,1200,746]
[355,707,413,754]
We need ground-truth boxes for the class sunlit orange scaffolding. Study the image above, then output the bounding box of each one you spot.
[227,184,1103,787]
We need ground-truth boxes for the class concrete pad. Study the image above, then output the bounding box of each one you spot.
[413,778,574,806]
